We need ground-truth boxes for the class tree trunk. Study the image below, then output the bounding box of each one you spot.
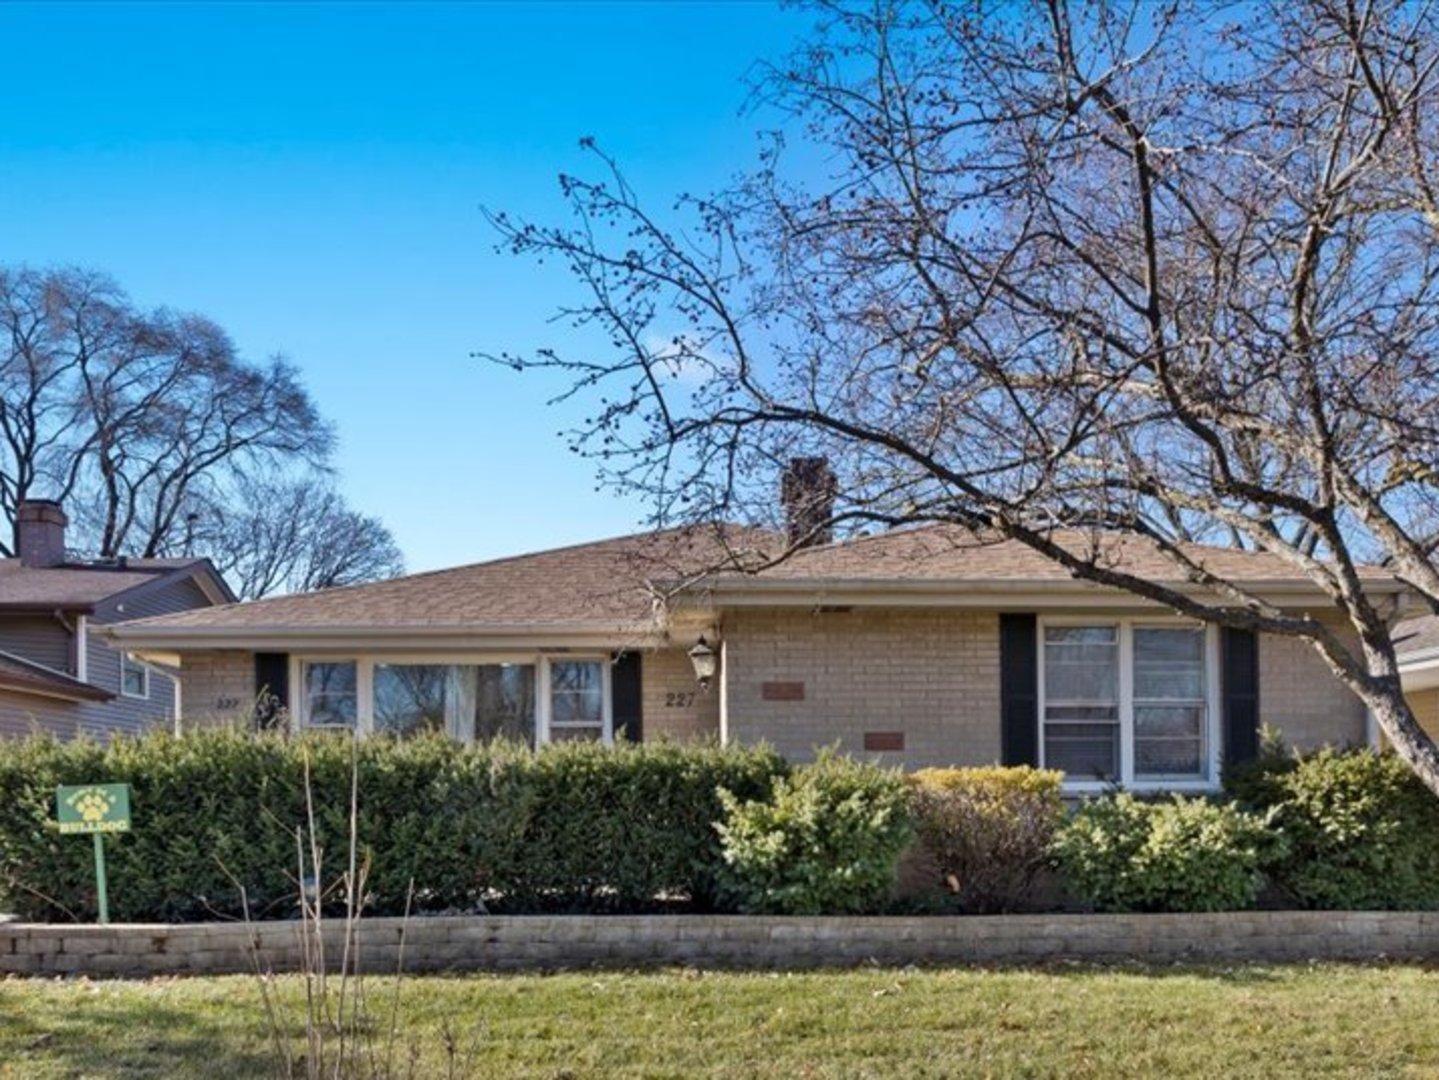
[1357,677,1439,797]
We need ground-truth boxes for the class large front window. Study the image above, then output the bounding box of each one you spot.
[299,657,604,746]
[1041,621,1216,788]
[373,663,537,745]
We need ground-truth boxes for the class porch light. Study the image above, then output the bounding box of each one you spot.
[688,636,719,690]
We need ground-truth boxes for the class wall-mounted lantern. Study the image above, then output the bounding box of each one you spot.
[688,636,719,691]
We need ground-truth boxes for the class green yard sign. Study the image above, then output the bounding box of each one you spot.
[56,783,131,924]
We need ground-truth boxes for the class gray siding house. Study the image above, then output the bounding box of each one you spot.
[0,501,234,740]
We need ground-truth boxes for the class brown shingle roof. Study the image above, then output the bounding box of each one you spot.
[109,525,778,635]
[0,558,207,610]
[720,525,1395,587]
[0,650,112,702]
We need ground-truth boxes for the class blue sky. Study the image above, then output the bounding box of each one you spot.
[0,1,813,572]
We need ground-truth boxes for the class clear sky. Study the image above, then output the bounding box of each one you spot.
[0,1,812,572]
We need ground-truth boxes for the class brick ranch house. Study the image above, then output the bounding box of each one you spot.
[0,500,234,740]
[103,511,1420,795]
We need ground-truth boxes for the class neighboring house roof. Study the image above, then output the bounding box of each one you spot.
[0,650,112,702]
[105,525,777,648]
[106,522,1406,652]
[0,557,235,612]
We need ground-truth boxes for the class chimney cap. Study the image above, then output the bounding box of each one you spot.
[16,499,68,523]
[14,498,69,568]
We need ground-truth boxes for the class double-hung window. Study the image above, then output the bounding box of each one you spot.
[1040,620,1216,789]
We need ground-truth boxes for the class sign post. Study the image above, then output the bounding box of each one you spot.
[56,783,131,924]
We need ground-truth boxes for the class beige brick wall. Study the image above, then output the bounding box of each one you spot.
[1259,614,1368,751]
[721,608,1001,768]
[641,646,719,741]
[178,650,256,729]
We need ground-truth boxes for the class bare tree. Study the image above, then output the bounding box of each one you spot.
[0,266,334,558]
[489,0,1439,793]
[194,474,405,600]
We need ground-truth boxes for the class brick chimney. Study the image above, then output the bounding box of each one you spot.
[781,457,838,548]
[15,500,69,568]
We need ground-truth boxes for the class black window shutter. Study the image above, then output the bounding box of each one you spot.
[254,652,290,731]
[999,614,1039,766]
[1221,627,1260,766]
[612,651,643,743]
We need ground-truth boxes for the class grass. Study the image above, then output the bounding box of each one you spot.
[1,963,1438,1078]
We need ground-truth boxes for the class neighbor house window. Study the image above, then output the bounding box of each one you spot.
[121,653,149,699]
[1040,621,1216,788]
[302,661,358,728]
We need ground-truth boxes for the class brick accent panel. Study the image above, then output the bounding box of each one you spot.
[178,650,257,729]
[2,912,1436,976]
[1259,613,1367,750]
[722,609,1002,767]
[641,646,719,740]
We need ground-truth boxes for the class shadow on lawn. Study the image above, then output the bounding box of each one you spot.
[0,991,275,1080]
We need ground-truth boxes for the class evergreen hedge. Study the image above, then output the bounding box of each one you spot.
[1225,746,1439,910]
[0,729,785,922]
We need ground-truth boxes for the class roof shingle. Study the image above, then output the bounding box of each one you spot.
[0,558,207,610]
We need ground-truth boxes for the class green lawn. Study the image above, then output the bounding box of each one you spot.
[2,964,1437,1078]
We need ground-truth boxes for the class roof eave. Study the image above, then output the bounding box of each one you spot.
[99,622,665,652]
[0,676,113,703]
[0,602,97,615]
[669,576,1409,608]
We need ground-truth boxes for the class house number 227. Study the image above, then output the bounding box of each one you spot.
[664,691,696,709]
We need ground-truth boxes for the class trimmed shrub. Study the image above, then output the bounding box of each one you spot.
[0,729,785,922]
[714,751,912,915]
[907,766,1063,913]
[1050,794,1277,912]
[1221,724,1298,810]
[1236,747,1439,910]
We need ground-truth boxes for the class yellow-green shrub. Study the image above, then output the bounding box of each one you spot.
[1050,794,1278,912]
[907,766,1064,913]
[714,751,912,915]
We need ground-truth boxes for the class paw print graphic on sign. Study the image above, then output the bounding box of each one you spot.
[75,790,112,823]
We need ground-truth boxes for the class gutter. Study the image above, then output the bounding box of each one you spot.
[662,576,1412,612]
[97,622,666,653]
[677,575,1411,597]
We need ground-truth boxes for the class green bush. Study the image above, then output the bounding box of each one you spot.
[1235,747,1439,910]
[714,750,912,915]
[0,729,785,922]
[1221,724,1298,809]
[907,766,1064,913]
[1050,794,1277,912]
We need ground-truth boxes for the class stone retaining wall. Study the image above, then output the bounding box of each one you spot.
[2,912,1435,978]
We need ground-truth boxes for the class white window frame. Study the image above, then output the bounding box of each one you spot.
[120,652,150,700]
[1037,616,1221,794]
[289,653,613,747]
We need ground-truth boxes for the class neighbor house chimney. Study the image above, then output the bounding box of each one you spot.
[15,500,69,568]
[781,457,838,548]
